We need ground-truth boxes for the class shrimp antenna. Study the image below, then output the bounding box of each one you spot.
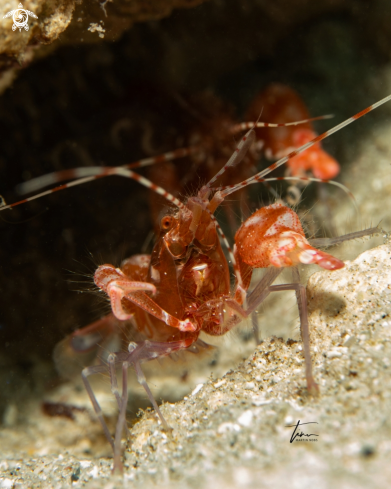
[0,167,185,212]
[230,113,334,134]
[16,147,199,196]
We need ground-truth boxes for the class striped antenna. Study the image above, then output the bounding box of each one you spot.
[219,93,391,199]
[206,129,255,188]
[201,205,242,286]
[188,199,249,289]
[0,167,186,212]
[214,175,357,212]
[16,146,199,196]
[230,114,334,134]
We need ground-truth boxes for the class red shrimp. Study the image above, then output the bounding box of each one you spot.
[1,93,389,472]
[246,83,340,180]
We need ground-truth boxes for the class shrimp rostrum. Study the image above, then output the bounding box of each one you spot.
[1,94,390,471]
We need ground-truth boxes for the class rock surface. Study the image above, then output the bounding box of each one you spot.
[0,0,207,89]
[1,0,391,92]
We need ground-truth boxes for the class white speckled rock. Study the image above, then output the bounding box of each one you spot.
[307,242,391,355]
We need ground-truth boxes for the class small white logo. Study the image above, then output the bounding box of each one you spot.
[3,3,37,32]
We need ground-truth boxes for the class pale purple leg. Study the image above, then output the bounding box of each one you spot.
[134,362,171,431]
[309,226,380,248]
[265,267,318,394]
[108,353,122,408]
[246,268,283,344]
[81,364,115,450]
[251,312,261,345]
[86,338,195,472]
[113,360,129,472]
[246,267,282,315]
[243,266,317,393]
[108,353,130,439]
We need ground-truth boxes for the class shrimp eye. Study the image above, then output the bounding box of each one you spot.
[161,216,173,230]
